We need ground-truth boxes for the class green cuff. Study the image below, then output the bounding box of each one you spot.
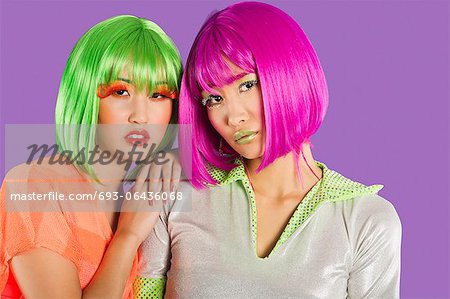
[133,276,166,299]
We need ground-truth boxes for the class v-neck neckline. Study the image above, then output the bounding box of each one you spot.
[208,159,384,260]
[242,162,325,260]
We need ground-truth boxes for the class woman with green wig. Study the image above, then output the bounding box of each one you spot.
[0,15,182,298]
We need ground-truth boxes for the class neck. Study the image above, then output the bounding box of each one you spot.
[244,143,322,199]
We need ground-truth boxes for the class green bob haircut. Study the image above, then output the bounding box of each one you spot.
[55,15,182,181]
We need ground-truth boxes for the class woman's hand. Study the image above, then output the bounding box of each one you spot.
[115,150,182,244]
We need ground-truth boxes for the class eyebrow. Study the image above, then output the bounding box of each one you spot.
[202,72,253,95]
[223,72,249,85]
[117,77,131,83]
[117,78,170,87]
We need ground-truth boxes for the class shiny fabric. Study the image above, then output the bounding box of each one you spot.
[137,161,402,298]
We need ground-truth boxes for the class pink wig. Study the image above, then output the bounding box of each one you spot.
[179,2,329,188]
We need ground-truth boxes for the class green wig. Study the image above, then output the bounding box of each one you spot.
[55,15,182,181]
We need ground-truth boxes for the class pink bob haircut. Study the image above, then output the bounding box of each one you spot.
[179,2,329,189]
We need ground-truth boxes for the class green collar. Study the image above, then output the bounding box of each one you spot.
[208,158,383,202]
[208,158,383,258]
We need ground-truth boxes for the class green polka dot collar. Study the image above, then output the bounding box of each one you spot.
[209,158,383,199]
[208,158,384,257]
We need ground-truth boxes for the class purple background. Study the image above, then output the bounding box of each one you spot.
[1,0,449,298]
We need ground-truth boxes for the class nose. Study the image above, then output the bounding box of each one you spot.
[128,95,148,124]
[226,98,249,127]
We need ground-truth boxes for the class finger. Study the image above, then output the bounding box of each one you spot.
[152,179,164,210]
[147,182,164,211]
[148,163,162,207]
[134,164,155,212]
[171,162,182,193]
[148,163,163,191]
[133,164,150,193]
[161,161,172,202]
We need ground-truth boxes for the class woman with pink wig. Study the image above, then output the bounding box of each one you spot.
[135,2,402,298]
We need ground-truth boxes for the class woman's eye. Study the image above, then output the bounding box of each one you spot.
[239,80,258,92]
[115,90,130,96]
[151,93,169,100]
[202,95,223,108]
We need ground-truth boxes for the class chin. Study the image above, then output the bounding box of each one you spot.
[235,149,263,160]
[241,154,259,160]
[231,142,262,160]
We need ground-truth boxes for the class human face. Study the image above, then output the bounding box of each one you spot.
[96,69,176,156]
[201,66,265,160]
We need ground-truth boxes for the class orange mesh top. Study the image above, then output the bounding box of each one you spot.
[0,159,138,298]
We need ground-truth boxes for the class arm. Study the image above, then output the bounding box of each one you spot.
[5,163,164,298]
[134,202,173,299]
[4,154,182,298]
[133,149,182,298]
[347,195,402,299]
[11,232,143,299]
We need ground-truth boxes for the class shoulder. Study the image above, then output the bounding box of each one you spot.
[164,181,229,215]
[347,193,401,226]
[161,181,200,214]
[318,162,401,230]
[177,180,214,199]
[2,162,34,182]
[339,194,402,244]
[1,162,41,199]
[3,156,83,183]
[1,158,91,214]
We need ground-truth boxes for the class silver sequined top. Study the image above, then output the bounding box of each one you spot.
[135,161,402,298]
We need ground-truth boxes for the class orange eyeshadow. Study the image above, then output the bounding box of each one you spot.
[154,85,178,99]
[97,82,129,99]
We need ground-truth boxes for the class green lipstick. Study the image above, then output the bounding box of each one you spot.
[233,130,259,145]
